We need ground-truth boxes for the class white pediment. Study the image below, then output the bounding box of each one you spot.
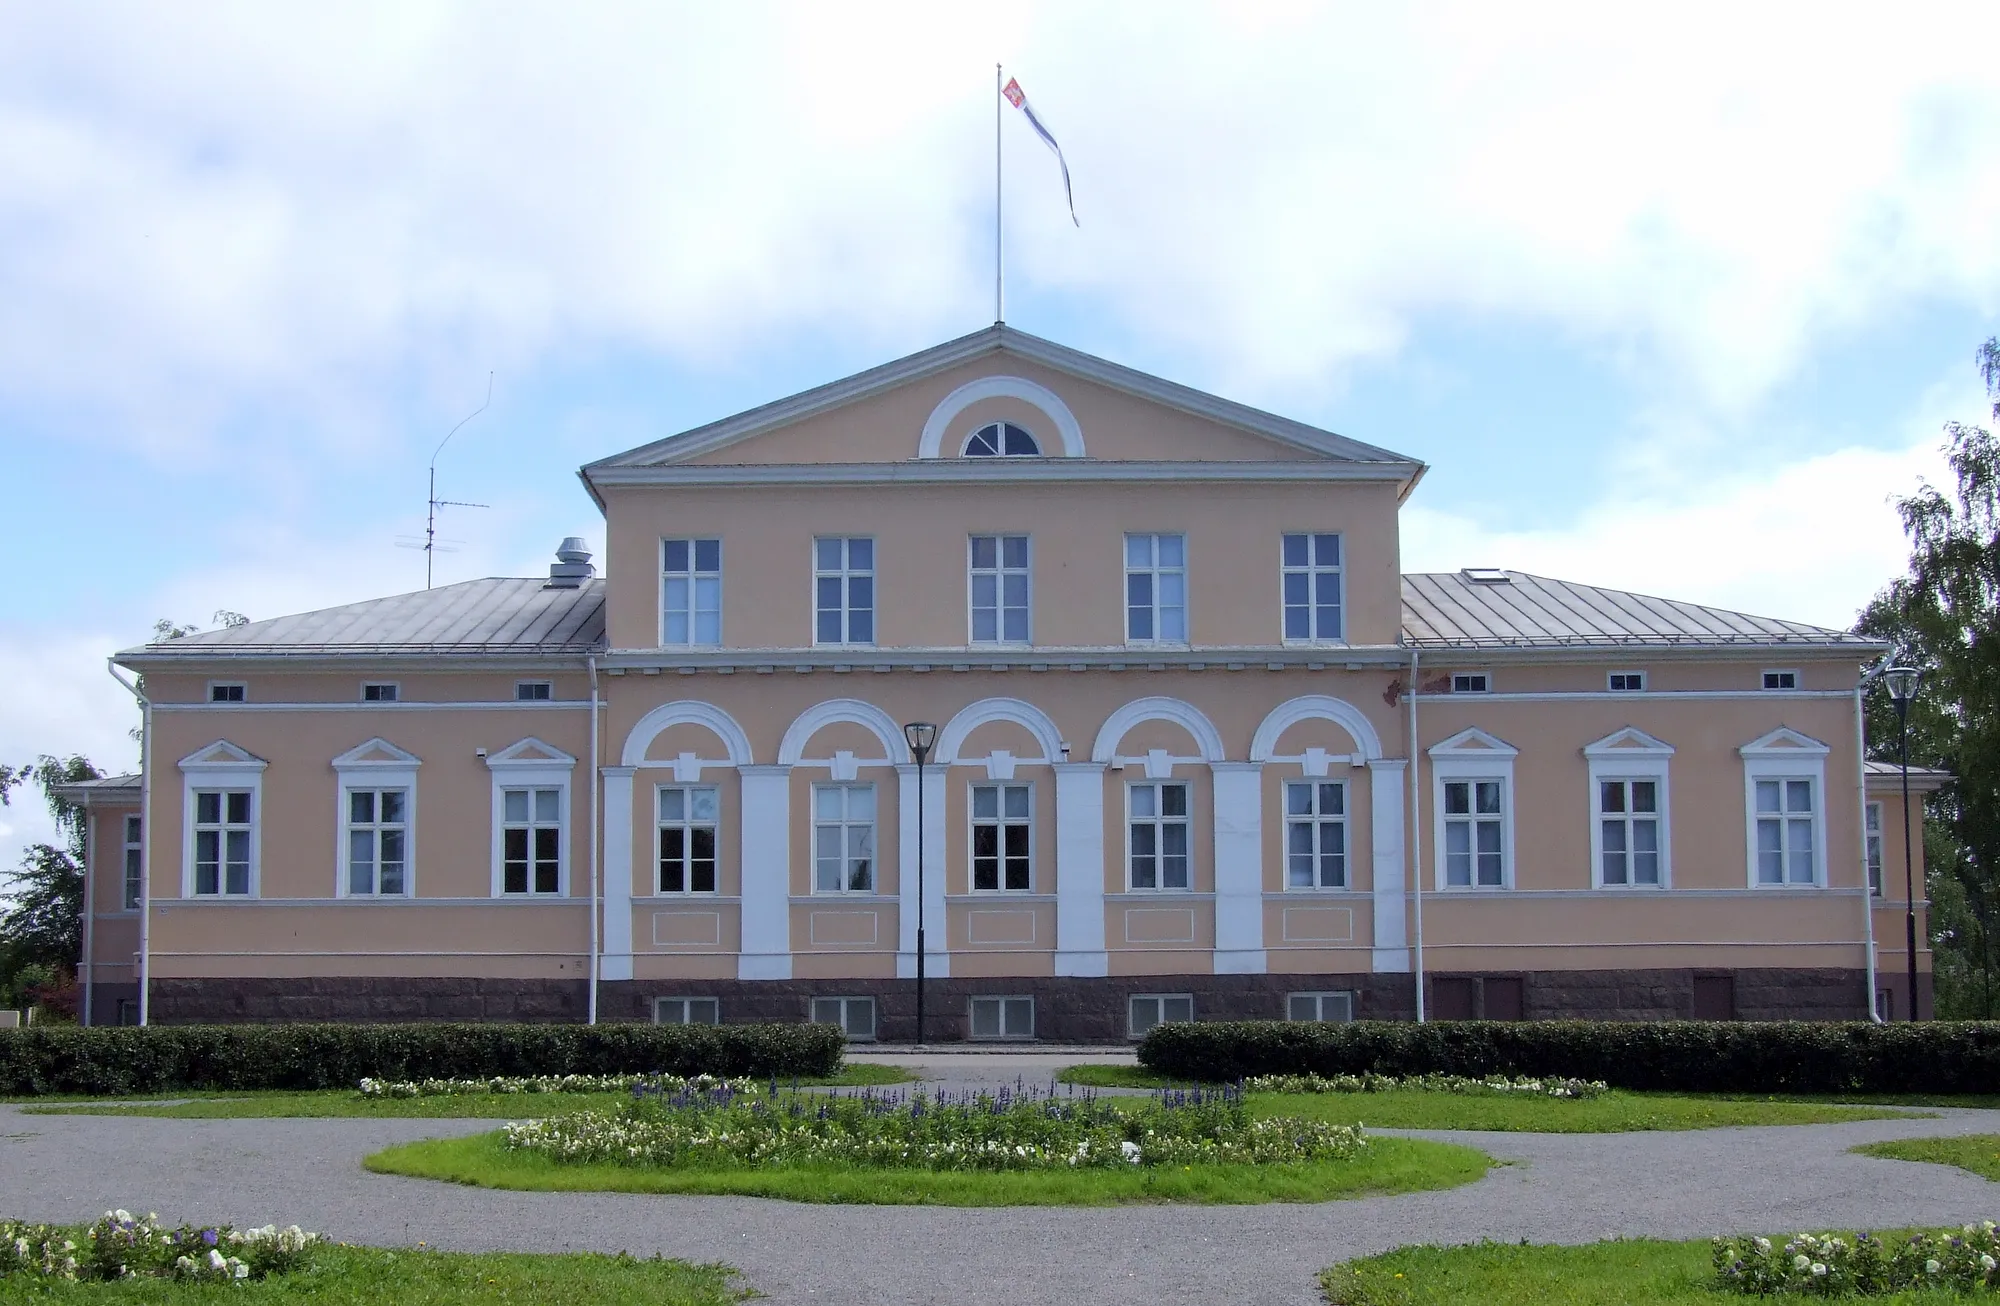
[1739,726,1830,757]
[486,736,578,768]
[1427,727,1519,759]
[331,737,423,769]
[177,740,268,772]
[1583,727,1675,758]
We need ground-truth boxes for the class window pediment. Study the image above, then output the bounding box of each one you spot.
[1739,727,1830,757]
[1427,727,1518,759]
[486,737,577,769]
[177,740,268,773]
[1583,727,1675,758]
[331,737,422,769]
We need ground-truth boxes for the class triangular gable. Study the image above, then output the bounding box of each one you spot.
[330,737,423,769]
[177,740,267,771]
[1583,727,1675,758]
[486,737,577,768]
[1740,727,1830,757]
[1428,727,1519,758]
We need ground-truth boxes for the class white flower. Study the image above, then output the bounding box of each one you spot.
[1753,1237,1771,1253]
[1793,1254,1811,1271]
[1810,1263,1826,1276]
[1120,1141,1142,1163]
[1983,1254,1997,1272]
[1927,1259,1943,1274]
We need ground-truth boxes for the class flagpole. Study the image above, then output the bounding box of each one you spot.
[995,62,1004,324]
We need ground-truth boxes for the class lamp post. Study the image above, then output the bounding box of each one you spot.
[903,721,938,1045]
[1882,666,1922,1021]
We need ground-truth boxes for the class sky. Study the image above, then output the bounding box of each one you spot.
[2,1,1998,871]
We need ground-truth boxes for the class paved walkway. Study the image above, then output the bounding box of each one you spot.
[5,1054,1997,1306]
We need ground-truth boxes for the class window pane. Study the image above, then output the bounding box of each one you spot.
[1633,847,1659,885]
[688,998,719,1024]
[505,790,529,823]
[1282,572,1309,606]
[971,786,997,820]
[1475,782,1501,815]
[1162,784,1188,817]
[660,828,685,891]
[970,536,996,569]
[1004,786,1029,819]
[1158,534,1184,567]
[848,538,872,570]
[349,831,374,894]
[1289,994,1317,1021]
[1282,534,1308,567]
[691,788,717,822]
[848,785,875,821]
[1756,819,1783,883]
[350,790,374,824]
[535,826,560,864]
[1002,573,1028,608]
[972,999,1000,1038]
[847,827,873,890]
[1159,606,1186,641]
[1444,782,1468,815]
[1786,780,1813,813]
[812,998,843,1025]
[664,539,689,571]
[849,609,874,643]
[1755,779,1780,813]
[660,788,685,822]
[1283,606,1310,639]
[694,609,720,645]
[1599,781,1624,814]
[1003,536,1028,568]
[693,539,720,571]
[1162,996,1193,1022]
[381,790,406,824]
[1286,783,1312,816]
[1314,572,1340,606]
[1602,820,1627,853]
[1321,784,1344,814]
[534,789,560,823]
[1633,820,1657,854]
[226,792,251,824]
[1126,535,1151,567]
[663,611,689,645]
[849,576,873,609]
[1127,604,1153,641]
[1314,534,1340,565]
[1003,607,1029,641]
[816,538,842,570]
[1630,782,1655,814]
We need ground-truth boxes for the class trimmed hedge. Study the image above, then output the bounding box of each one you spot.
[0,1022,846,1097]
[1138,1020,2000,1095]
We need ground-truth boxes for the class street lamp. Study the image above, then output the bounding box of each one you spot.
[1882,666,1922,1021]
[902,721,938,1044]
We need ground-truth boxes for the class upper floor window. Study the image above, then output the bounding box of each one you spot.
[1128,781,1190,890]
[1125,534,1186,644]
[969,535,1030,644]
[208,682,246,703]
[813,784,876,893]
[814,537,876,646]
[1596,779,1661,887]
[1281,533,1343,642]
[1285,781,1347,889]
[516,681,553,701]
[1441,779,1505,887]
[122,814,143,910]
[1451,673,1491,694]
[345,789,409,895]
[1866,801,1883,896]
[971,783,1031,891]
[662,538,721,647]
[1762,669,1799,690]
[658,785,718,894]
[191,790,254,896]
[1608,671,1646,692]
[964,422,1040,456]
[501,787,563,895]
[361,682,399,703]
[1753,778,1816,885]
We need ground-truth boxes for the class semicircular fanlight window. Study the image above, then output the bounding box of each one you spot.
[965,422,1041,457]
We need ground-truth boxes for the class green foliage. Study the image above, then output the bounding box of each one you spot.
[1137,1019,2000,1094]
[0,1021,846,1096]
[1854,1132,2000,1182]
[1859,336,2000,1018]
[0,754,98,1005]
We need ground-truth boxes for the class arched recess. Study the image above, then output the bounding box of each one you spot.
[620,701,755,768]
[1249,695,1384,763]
[778,698,911,766]
[936,697,1064,764]
[917,375,1086,459]
[1090,696,1227,764]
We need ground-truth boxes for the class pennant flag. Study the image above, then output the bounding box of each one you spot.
[1002,77,1079,226]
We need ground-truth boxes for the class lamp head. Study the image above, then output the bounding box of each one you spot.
[903,721,938,763]
[1882,665,1921,708]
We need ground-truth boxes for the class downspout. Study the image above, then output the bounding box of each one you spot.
[107,660,149,1026]
[588,654,602,1026]
[80,804,94,1026]
[1408,648,1425,1023]
[1853,679,1880,1021]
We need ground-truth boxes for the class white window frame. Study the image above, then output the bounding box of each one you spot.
[332,738,421,898]
[1584,729,1673,890]
[342,787,413,896]
[1761,669,1800,690]
[654,996,720,1025]
[1428,728,1518,891]
[969,995,1035,1040]
[812,783,878,894]
[661,537,722,648]
[1279,531,1345,644]
[1123,532,1187,645]
[967,534,1032,645]
[1287,991,1355,1022]
[1607,671,1646,692]
[207,681,247,704]
[1283,778,1349,890]
[485,738,576,897]
[515,680,554,702]
[656,783,720,895]
[1866,800,1884,897]
[360,682,399,703]
[812,536,876,647]
[1450,672,1491,694]
[122,814,143,911]
[1128,993,1194,1039]
[1126,780,1192,892]
[962,421,1040,456]
[969,781,1033,893]
[177,743,265,898]
[811,995,877,1040]
[1739,728,1830,888]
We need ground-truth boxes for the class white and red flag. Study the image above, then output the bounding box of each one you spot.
[1002,77,1079,226]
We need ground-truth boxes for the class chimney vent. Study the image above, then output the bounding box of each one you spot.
[547,537,595,588]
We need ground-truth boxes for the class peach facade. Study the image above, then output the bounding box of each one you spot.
[85,326,1930,1034]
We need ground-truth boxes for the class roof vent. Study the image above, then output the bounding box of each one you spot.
[547,537,595,589]
[1461,568,1512,584]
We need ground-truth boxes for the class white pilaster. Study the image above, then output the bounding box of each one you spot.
[738,765,792,980]
[600,767,635,982]
[1369,758,1410,972]
[1211,761,1266,974]
[896,764,950,979]
[1054,762,1108,976]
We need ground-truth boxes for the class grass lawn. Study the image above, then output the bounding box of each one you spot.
[0,1244,744,1305]
[14,1063,915,1118]
[363,1128,1491,1206]
[1854,1133,2000,1181]
[1320,1238,1971,1305]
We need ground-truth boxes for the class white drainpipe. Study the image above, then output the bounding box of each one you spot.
[1408,648,1425,1023]
[107,660,150,1026]
[1853,679,1881,1021]
[588,654,602,1025]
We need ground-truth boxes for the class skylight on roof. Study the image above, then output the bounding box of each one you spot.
[1461,568,1512,584]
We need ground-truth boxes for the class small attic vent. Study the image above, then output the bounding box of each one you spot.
[1461,568,1512,584]
[546,537,596,589]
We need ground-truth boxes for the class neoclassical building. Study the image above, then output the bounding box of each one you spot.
[67,327,1931,1035]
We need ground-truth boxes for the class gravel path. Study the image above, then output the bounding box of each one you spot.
[4,1055,1996,1306]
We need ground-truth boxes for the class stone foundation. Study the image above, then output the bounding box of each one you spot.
[148,976,589,1024]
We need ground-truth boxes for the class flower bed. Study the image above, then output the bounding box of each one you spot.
[503,1082,1366,1172]
[1,1211,319,1283]
[358,1072,755,1099]
[1242,1071,1607,1099]
[1713,1223,2000,1295]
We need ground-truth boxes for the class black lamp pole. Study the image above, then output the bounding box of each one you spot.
[1883,667,1921,1021]
[903,722,937,1045]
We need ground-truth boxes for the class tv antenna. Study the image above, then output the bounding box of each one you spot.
[412,373,493,589]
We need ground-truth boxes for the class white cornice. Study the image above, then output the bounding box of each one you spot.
[586,459,1420,490]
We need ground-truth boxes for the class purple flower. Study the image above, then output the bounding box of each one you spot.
[203,1230,219,1247]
